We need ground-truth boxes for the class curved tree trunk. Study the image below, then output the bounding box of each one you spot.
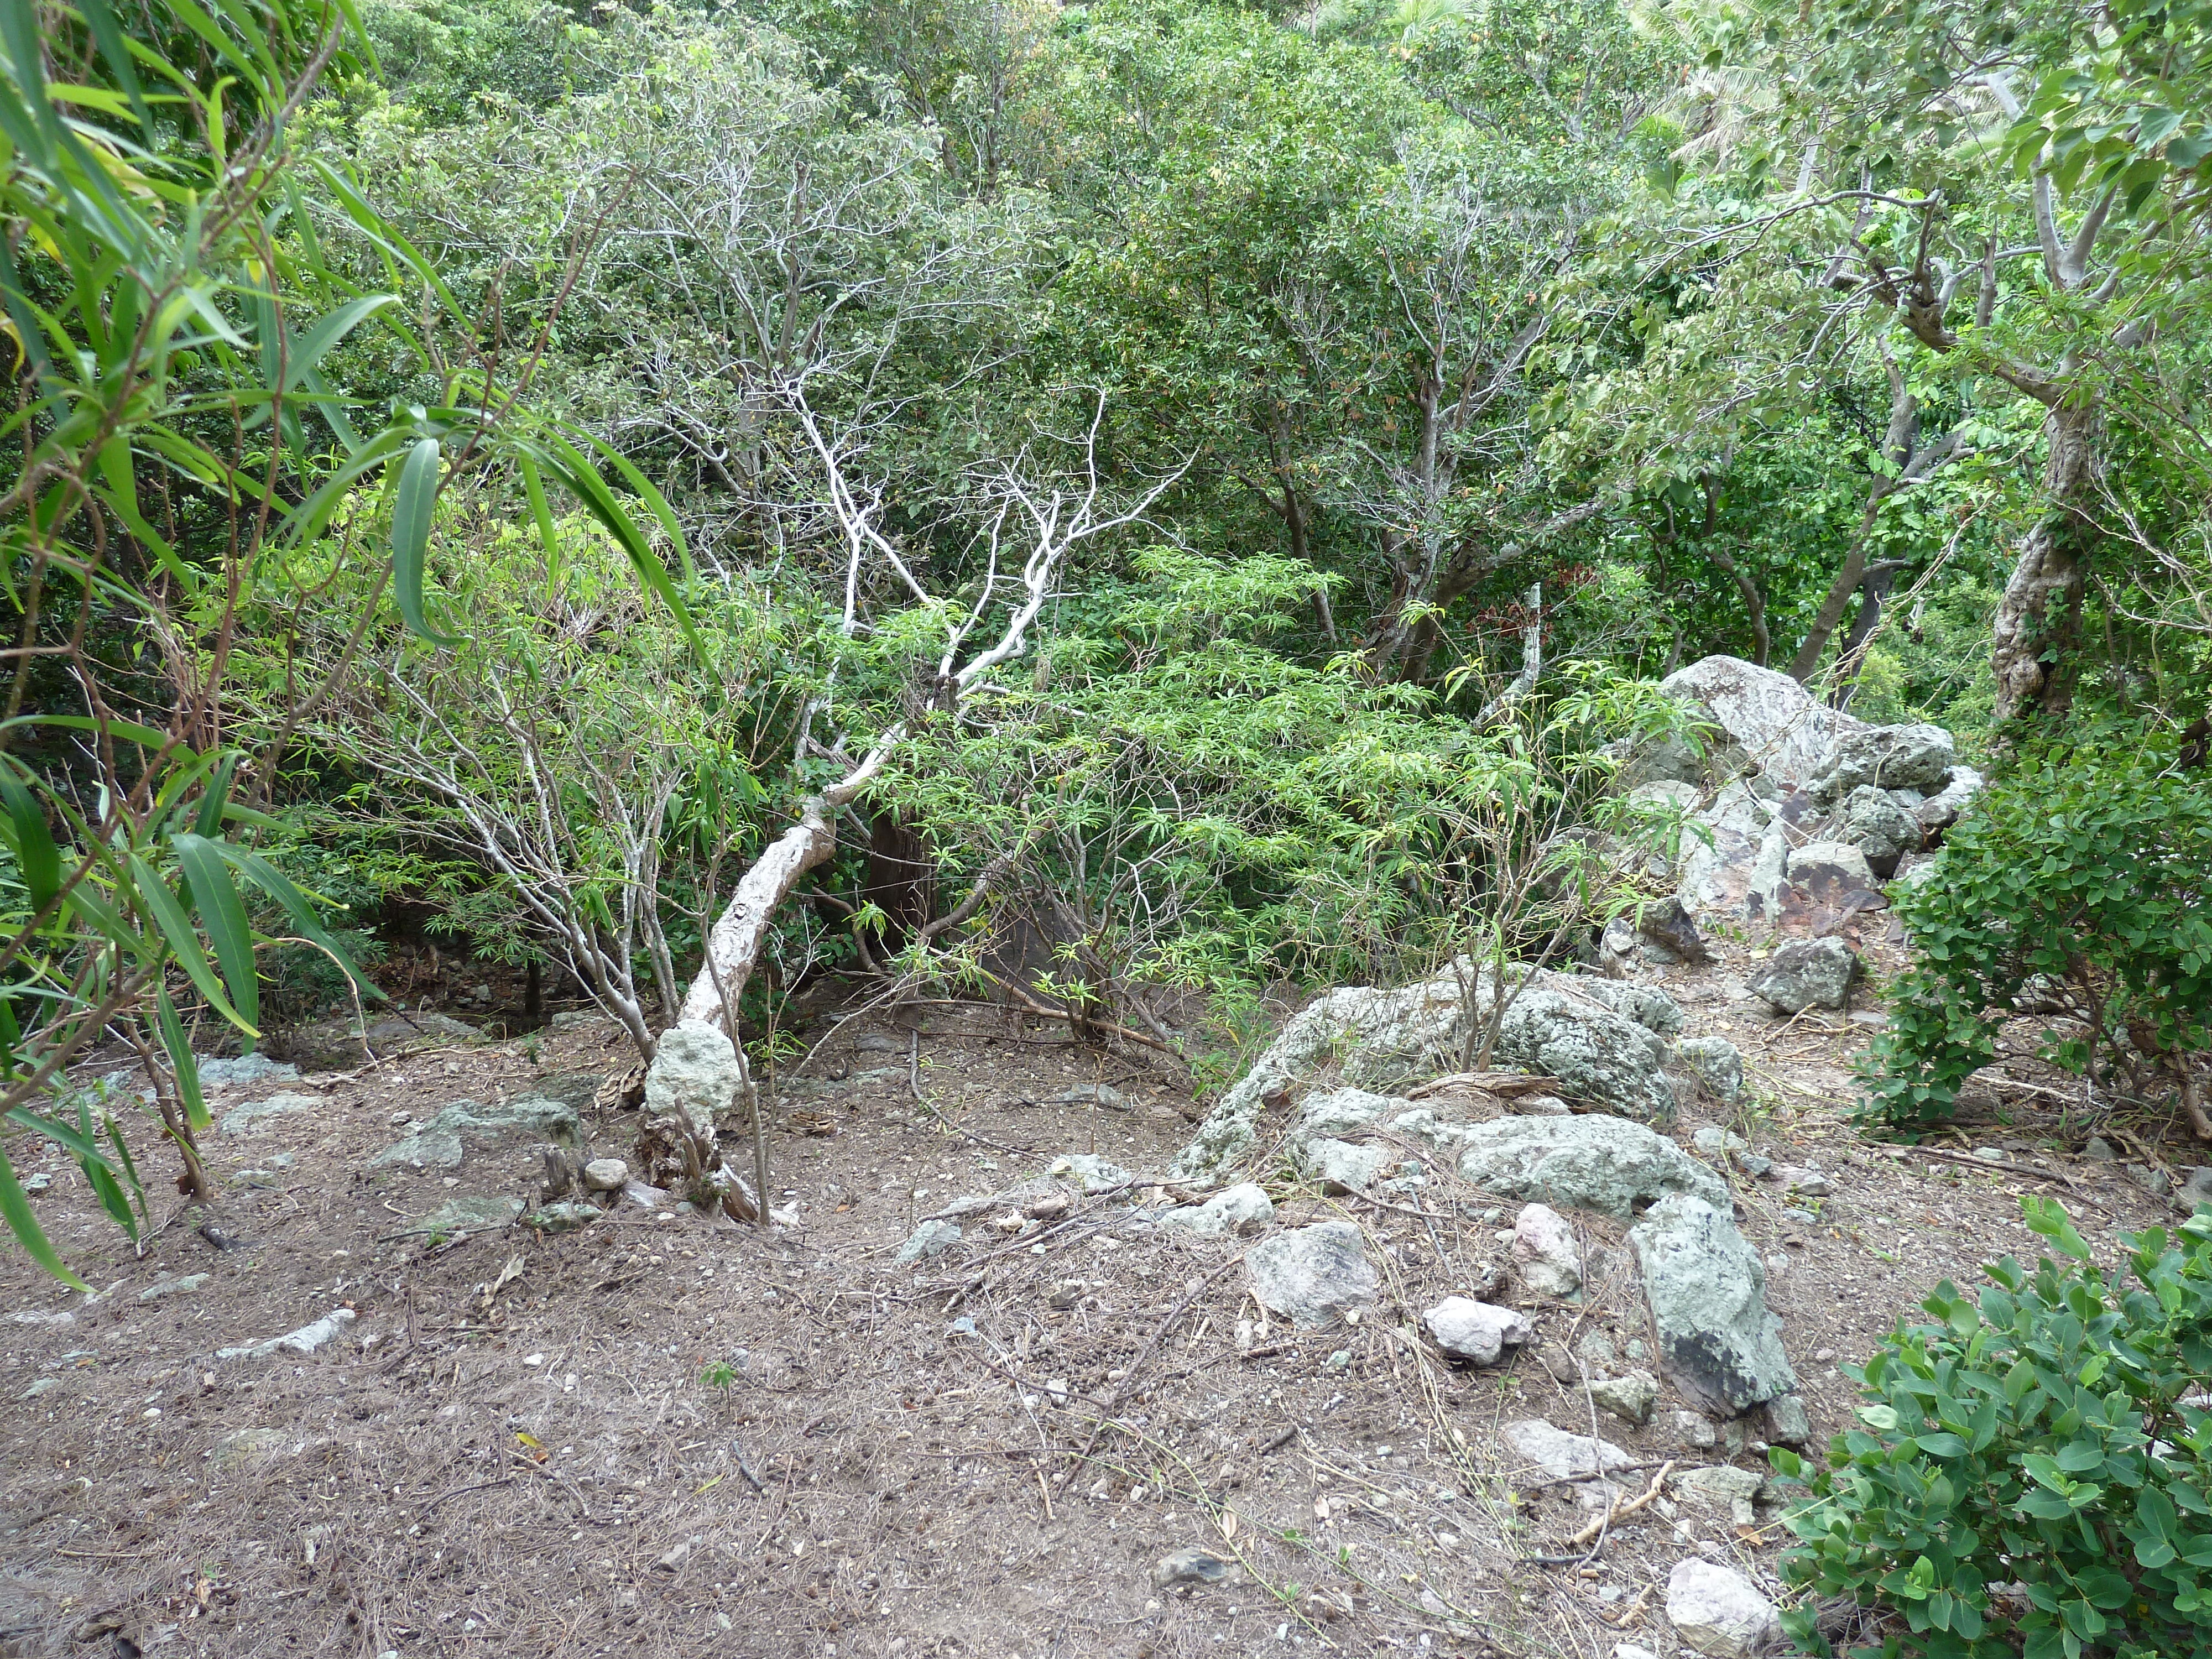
[1991,400,2098,722]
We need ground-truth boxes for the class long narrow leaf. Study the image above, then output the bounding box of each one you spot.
[172,834,259,1036]
[217,845,382,999]
[535,436,705,658]
[156,984,210,1131]
[127,853,252,1034]
[101,1112,149,1233]
[73,1099,135,1241]
[193,752,239,839]
[0,1143,87,1290]
[6,1105,114,1166]
[0,766,61,911]
[579,431,696,583]
[389,436,455,645]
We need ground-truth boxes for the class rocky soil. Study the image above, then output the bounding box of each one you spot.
[3,659,2205,1659]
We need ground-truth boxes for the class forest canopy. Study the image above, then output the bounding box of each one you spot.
[1,0,2208,1264]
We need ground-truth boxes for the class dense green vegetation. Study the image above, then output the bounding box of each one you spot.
[2,0,2207,1267]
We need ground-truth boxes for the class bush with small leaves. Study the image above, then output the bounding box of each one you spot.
[1775,1198,2212,1659]
[1857,729,2212,1133]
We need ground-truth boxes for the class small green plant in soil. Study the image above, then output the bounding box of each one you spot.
[1775,1197,2212,1659]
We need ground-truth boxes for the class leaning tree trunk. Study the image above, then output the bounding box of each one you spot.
[1991,399,2099,723]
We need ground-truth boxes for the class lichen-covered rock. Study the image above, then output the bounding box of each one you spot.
[1746,938,1861,1013]
[1840,785,1921,877]
[1672,1036,1744,1101]
[1563,977,1686,1038]
[1630,1193,1797,1415]
[1295,1088,1405,1141]
[1170,980,1471,1181]
[1156,1182,1275,1238]
[1676,780,1782,916]
[1245,1221,1379,1329]
[1587,1369,1659,1426]
[1660,655,1868,788]
[1455,1116,1728,1218]
[1500,1418,1633,1481]
[1807,721,1957,802]
[1635,895,1711,964]
[644,1020,747,1137]
[1311,1139,1390,1194]
[369,1095,581,1170]
[895,1218,962,1264]
[1489,977,1679,1121]
[269,1010,484,1071]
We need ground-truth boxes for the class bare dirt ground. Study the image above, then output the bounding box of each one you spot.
[2,936,2199,1659]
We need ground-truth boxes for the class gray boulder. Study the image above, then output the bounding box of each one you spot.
[1840,785,1921,877]
[1511,1202,1582,1297]
[1171,979,1471,1180]
[1808,721,1957,802]
[1421,1297,1533,1365]
[1676,780,1782,916]
[220,1091,320,1137]
[1785,839,1875,886]
[1489,975,1679,1121]
[1661,655,1867,789]
[270,1010,484,1071]
[370,1094,581,1170]
[1630,1194,1797,1414]
[1746,938,1861,1013]
[1245,1221,1379,1329]
[1455,1115,1728,1218]
[1564,977,1686,1038]
[1673,1036,1744,1102]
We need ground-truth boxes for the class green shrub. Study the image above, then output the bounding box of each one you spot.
[1776,1199,2212,1659]
[1857,731,2212,1131]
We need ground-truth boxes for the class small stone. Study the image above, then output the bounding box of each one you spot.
[1745,937,1861,1013]
[581,1158,628,1192]
[1735,1152,1773,1177]
[1151,1547,1233,1589]
[1245,1222,1380,1330]
[1614,1646,1660,1659]
[1764,1395,1812,1445]
[1781,1207,1818,1224]
[1421,1297,1534,1366]
[2130,1164,2173,1197]
[22,1171,51,1193]
[2083,1136,2119,1163]
[896,1219,962,1265]
[1049,1154,1134,1194]
[990,1211,1028,1233]
[215,1308,356,1362]
[1692,1125,1747,1155]
[2180,1167,2212,1211]
[22,1378,58,1399]
[1972,1146,2007,1164]
[219,1091,321,1137]
[138,1274,210,1302]
[1157,1182,1274,1238]
[623,1180,671,1209]
[1588,1370,1659,1426]
[1500,1418,1632,1481]
[1673,1037,1744,1102]
[1812,1348,1837,1363]
[1510,1203,1582,1297]
[1666,1559,1781,1658]
[1671,1409,1718,1449]
[1050,1083,1129,1111]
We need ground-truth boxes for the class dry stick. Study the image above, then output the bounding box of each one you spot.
[1057,1253,1244,1488]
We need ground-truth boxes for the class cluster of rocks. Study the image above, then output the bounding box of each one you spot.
[1634,656,1981,938]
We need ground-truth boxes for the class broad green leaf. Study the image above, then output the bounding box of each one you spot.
[0,766,61,912]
